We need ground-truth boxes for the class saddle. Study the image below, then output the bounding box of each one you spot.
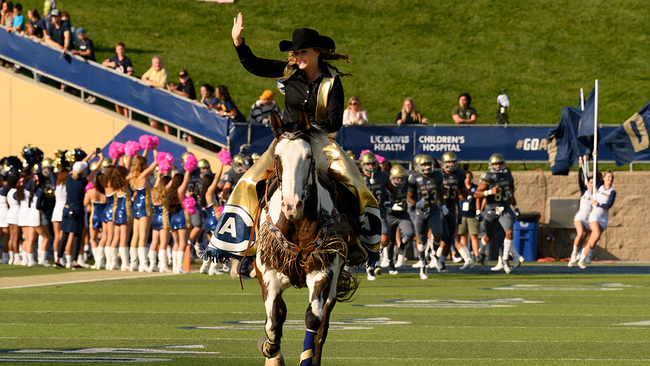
[255,172,368,267]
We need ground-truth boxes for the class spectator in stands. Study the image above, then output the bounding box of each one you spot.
[343,96,368,126]
[71,28,97,104]
[102,42,133,117]
[42,0,55,23]
[452,93,477,125]
[44,9,71,53]
[1,1,13,28]
[215,85,246,122]
[248,89,280,124]
[5,3,24,33]
[396,97,428,124]
[141,56,169,132]
[199,84,219,109]
[27,8,45,38]
[167,69,196,100]
[59,11,77,46]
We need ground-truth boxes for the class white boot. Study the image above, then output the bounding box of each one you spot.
[491,256,504,271]
[159,250,171,273]
[95,247,105,270]
[171,251,178,273]
[119,247,130,271]
[177,251,188,274]
[65,255,72,268]
[509,244,524,269]
[129,247,138,272]
[137,247,147,272]
[8,251,14,265]
[208,261,224,275]
[459,246,474,270]
[148,250,158,272]
[2,252,9,264]
[166,247,172,265]
[199,260,210,274]
[27,253,37,267]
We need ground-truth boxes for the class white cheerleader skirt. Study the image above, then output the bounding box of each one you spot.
[0,199,8,228]
[573,207,591,230]
[588,207,609,230]
[52,200,65,222]
[18,201,31,227]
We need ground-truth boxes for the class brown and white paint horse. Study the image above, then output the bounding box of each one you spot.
[253,111,358,366]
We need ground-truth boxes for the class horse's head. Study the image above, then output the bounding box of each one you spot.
[270,111,314,221]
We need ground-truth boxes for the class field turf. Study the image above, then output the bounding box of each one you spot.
[1,262,649,365]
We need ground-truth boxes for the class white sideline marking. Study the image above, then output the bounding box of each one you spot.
[0,273,175,290]
[482,283,637,291]
[616,321,650,326]
[355,298,544,308]
[4,347,215,355]
[0,356,171,363]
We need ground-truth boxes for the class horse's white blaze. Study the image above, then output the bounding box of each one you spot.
[275,138,312,218]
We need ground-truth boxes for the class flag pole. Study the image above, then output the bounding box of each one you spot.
[580,88,589,181]
[593,80,598,197]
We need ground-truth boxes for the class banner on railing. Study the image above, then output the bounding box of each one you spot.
[230,124,616,161]
[0,30,229,146]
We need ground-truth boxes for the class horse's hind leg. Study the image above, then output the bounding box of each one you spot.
[302,257,341,366]
[257,258,290,366]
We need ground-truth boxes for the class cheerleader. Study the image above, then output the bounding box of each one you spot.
[167,169,191,274]
[4,175,20,265]
[54,153,100,269]
[16,170,33,266]
[568,157,601,267]
[84,173,107,269]
[580,169,616,269]
[51,168,68,266]
[102,166,118,270]
[23,173,52,266]
[110,166,132,271]
[149,171,171,272]
[128,156,157,272]
[199,167,224,275]
[0,176,10,264]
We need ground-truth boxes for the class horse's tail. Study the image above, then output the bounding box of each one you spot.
[336,265,359,302]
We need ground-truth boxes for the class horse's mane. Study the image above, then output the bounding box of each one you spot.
[276,121,331,175]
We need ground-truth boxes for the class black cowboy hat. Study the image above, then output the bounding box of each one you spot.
[279,28,335,52]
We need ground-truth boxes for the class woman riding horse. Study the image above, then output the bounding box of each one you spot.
[205,13,381,265]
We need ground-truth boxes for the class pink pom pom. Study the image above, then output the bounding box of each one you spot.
[85,182,94,193]
[108,142,125,159]
[217,206,224,217]
[139,135,159,150]
[376,154,385,164]
[182,196,197,215]
[217,150,232,166]
[124,141,142,157]
[156,152,174,174]
[183,153,197,172]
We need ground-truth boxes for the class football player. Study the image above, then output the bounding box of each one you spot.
[474,154,521,274]
[360,152,396,280]
[434,152,472,270]
[408,154,447,279]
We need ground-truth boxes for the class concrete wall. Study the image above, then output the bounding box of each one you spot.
[481,170,650,261]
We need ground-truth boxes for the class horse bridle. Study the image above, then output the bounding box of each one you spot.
[273,131,316,206]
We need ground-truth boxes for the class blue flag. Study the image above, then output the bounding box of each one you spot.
[577,88,598,155]
[547,107,583,175]
[602,101,650,166]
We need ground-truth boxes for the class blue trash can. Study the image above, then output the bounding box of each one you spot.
[512,220,538,262]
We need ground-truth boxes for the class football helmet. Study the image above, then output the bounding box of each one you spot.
[489,153,506,173]
[417,155,434,175]
[389,164,407,188]
[441,152,459,173]
[197,159,210,169]
[360,152,379,174]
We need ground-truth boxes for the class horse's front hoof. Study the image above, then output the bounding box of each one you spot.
[264,350,284,366]
[258,335,281,358]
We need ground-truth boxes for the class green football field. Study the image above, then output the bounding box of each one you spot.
[1,262,649,365]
